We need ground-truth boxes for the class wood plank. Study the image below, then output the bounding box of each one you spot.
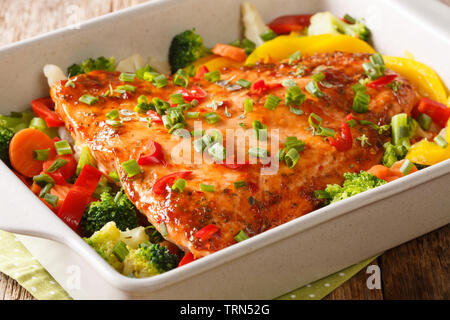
[0,272,35,300]
[111,0,151,11]
[379,225,450,299]
[324,259,384,300]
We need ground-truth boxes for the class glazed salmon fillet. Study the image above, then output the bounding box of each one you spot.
[51,52,418,257]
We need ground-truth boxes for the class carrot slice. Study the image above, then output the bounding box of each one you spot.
[9,128,55,177]
[367,165,391,180]
[211,44,247,62]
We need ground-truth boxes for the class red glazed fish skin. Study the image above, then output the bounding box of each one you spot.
[51,52,418,257]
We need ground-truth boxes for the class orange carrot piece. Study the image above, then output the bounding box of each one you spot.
[9,128,55,177]
[211,43,247,62]
[367,165,391,180]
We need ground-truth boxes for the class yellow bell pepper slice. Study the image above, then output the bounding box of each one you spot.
[200,56,243,72]
[406,119,450,165]
[245,34,375,65]
[384,56,448,105]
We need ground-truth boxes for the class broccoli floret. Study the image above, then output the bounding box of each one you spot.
[0,125,14,165]
[84,221,124,271]
[168,29,208,73]
[382,142,408,168]
[316,171,386,204]
[123,242,178,278]
[81,190,139,237]
[67,56,115,76]
[308,12,371,42]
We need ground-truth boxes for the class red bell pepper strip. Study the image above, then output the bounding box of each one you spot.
[43,154,77,180]
[178,252,196,267]
[195,65,209,80]
[268,14,312,34]
[177,86,207,102]
[31,97,65,128]
[250,80,282,96]
[194,224,219,241]
[328,122,353,151]
[58,165,103,231]
[417,97,450,128]
[137,140,166,166]
[367,74,397,89]
[147,110,162,124]
[152,171,192,195]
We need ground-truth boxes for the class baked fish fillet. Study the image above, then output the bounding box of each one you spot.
[51,52,418,257]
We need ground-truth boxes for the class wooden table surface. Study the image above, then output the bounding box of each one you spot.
[0,0,449,300]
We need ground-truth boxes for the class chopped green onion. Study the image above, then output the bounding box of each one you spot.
[363,54,385,81]
[79,94,98,105]
[233,181,247,189]
[244,98,254,113]
[347,119,357,128]
[170,93,185,105]
[119,72,135,82]
[289,106,304,115]
[153,74,168,88]
[284,136,306,152]
[135,64,154,80]
[352,90,370,113]
[143,71,160,82]
[33,148,50,161]
[399,159,413,175]
[76,146,96,175]
[33,174,55,188]
[168,122,186,134]
[248,147,268,159]
[112,241,129,262]
[106,109,119,120]
[284,148,300,168]
[239,123,247,129]
[43,193,59,208]
[344,13,356,24]
[172,178,187,193]
[115,84,136,93]
[121,159,141,177]
[285,85,306,106]
[305,80,324,98]
[370,53,385,67]
[186,111,200,119]
[105,119,122,127]
[108,170,120,182]
[418,113,432,131]
[200,183,215,192]
[45,158,68,173]
[207,143,226,161]
[264,94,282,110]
[352,82,366,93]
[260,29,277,41]
[191,129,205,137]
[311,72,325,82]
[434,135,449,149]
[65,79,75,88]
[236,79,252,88]
[204,70,221,83]
[39,183,54,198]
[160,222,168,237]
[252,120,267,141]
[317,127,336,137]
[391,113,410,148]
[203,112,221,124]
[288,51,301,64]
[308,113,335,137]
[173,69,189,87]
[54,140,72,155]
[234,230,249,242]
[282,79,296,88]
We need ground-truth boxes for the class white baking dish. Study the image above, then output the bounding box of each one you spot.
[0,0,449,299]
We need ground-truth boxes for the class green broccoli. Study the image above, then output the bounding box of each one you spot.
[315,171,386,204]
[67,56,115,76]
[308,12,371,42]
[123,241,178,278]
[84,221,124,271]
[0,125,14,165]
[168,29,208,73]
[81,190,139,237]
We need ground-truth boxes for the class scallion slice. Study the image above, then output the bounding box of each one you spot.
[285,148,300,168]
[285,85,306,106]
[43,193,59,208]
[260,29,277,41]
[119,72,135,82]
[170,93,185,105]
[417,113,432,131]
[399,159,413,175]
[248,147,268,159]
[79,94,98,105]
[173,69,189,87]
[105,119,122,127]
[172,178,187,193]
[352,90,370,113]
[288,51,301,64]
[108,170,120,182]
[54,140,72,155]
[115,84,136,93]
[204,70,221,83]
[305,80,324,98]
[434,135,449,149]
[233,181,247,189]
[112,241,129,262]
[207,143,226,161]
[244,98,254,113]
[234,230,249,242]
[236,79,252,88]
[264,94,282,110]
[39,183,54,198]
[203,112,221,124]
[33,174,55,188]
[121,159,141,177]
[186,111,200,119]
[200,183,215,192]
[33,148,50,161]
[160,222,168,237]
[289,106,304,115]
[281,79,296,88]
[252,120,267,141]
[45,158,68,173]
[391,113,410,148]
[106,109,119,120]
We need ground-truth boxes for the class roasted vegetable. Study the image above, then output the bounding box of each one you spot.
[67,56,115,76]
[168,29,208,73]
[0,125,14,165]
